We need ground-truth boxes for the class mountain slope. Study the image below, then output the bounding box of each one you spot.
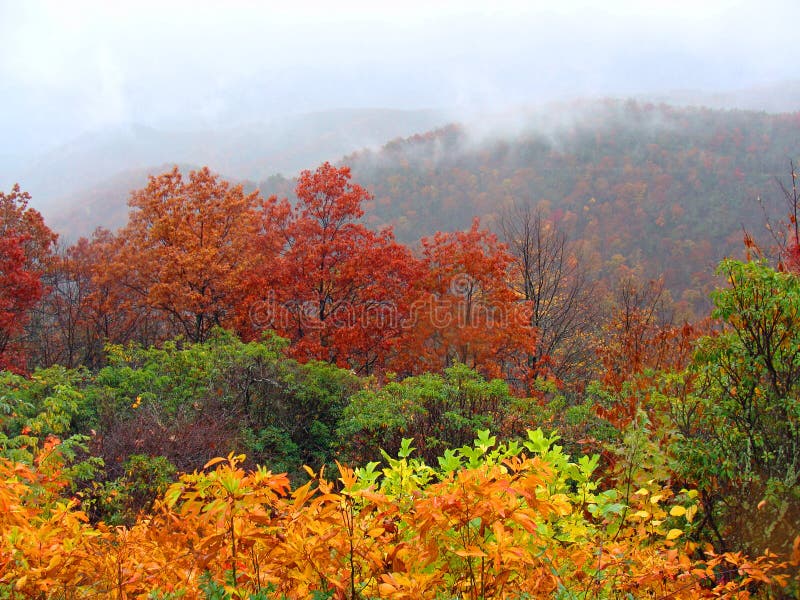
[258,100,800,315]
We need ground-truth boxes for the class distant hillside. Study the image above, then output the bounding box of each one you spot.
[16,108,448,237]
[32,99,800,318]
[259,100,800,315]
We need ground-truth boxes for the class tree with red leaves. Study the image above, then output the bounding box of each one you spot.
[0,234,44,371]
[0,185,55,371]
[101,167,263,343]
[0,184,56,268]
[392,219,536,384]
[241,163,420,373]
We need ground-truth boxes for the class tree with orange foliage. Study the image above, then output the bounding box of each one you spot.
[35,229,157,368]
[0,184,56,268]
[595,269,703,427]
[82,228,170,349]
[241,162,420,373]
[393,219,536,384]
[103,167,263,343]
[600,272,670,391]
[4,436,795,598]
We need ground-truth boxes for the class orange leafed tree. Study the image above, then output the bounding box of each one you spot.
[66,229,160,364]
[241,163,420,373]
[0,184,57,268]
[101,167,264,343]
[392,219,536,383]
[5,443,795,598]
[596,268,703,427]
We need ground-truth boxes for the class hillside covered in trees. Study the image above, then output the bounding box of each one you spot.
[259,101,800,318]
[1,106,800,596]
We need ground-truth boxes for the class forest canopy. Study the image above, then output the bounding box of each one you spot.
[1,119,799,596]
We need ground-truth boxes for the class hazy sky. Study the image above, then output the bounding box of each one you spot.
[2,0,799,158]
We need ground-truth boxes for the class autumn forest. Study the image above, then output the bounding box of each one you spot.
[2,101,800,598]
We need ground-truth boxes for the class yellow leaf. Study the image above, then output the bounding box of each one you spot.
[670,505,687,517]
[633,510,650,519]
[634,488,650,496]
[685,505,698,523]
[551,493,573,516]
[454,548,487,558]
[203,456,226,470]
[666,528,683,540]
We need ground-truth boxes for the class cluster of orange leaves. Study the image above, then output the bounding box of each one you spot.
[50,163,537,380]
[2,441,797,599]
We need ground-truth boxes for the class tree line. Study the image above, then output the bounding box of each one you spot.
[1,161,799,596]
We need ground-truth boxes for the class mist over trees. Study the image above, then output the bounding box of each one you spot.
[1,100,800,596]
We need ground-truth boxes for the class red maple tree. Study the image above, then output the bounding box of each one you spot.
[240,162,420,373]
[0,185,56,371]
[392,219,536,384]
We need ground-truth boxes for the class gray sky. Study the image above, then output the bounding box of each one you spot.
[2,0,799,159]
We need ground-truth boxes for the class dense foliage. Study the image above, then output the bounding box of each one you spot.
[1,432,796,598]
[2,116,800,595]
[2,253,799,595]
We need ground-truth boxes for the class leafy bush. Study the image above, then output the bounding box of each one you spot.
[82,454,177,525]
[3,433,795,598]
[668,260,800,554]
[337,363,518,464]
[84,330,359,478]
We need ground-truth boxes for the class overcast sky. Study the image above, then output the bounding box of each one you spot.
[2,0,799,159]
